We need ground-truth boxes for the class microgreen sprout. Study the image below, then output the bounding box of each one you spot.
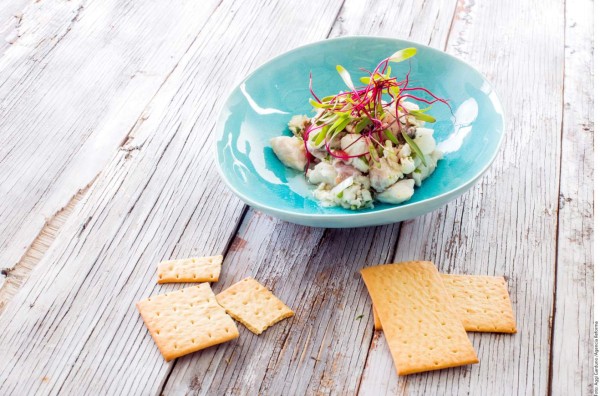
[304,48,449,168]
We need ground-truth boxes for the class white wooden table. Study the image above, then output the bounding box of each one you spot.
[0,0,593,394]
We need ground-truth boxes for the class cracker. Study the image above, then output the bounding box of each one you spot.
[157,255,222,283]
[361,262,478,375]
[442,274,517,333]
[136,283,238,361]
[216,277,294,335]
[372,275,517,333]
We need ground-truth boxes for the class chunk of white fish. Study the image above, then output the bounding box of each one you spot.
[307,162,337,186]
[377,179,415,204]
[270,136,307,171]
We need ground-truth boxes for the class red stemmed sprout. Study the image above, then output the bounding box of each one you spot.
[302,48,449,172]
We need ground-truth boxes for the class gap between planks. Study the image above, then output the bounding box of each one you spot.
[157,0,350,393]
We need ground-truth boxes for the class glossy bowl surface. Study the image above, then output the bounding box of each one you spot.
[215,36,504,228]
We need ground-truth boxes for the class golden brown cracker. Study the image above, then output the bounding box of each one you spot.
[216,278,294,335]
[372,274,517,333]
[443,274,517,333]
[136,283,238,361]
[157,255,222,283]
[361,262,478,375]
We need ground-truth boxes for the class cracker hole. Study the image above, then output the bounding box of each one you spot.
[408,354,412,358]
[192,338,196,344]
[441,322,446,326]
[255,311,259,316]
[210,274,213,278]
[403,341,407,344]
[447,336,451,340]
[176,274,180,279]
[193,274,196,279]
[156,312,160,316]
[192,259,197,263]
[423,333,428,337]
[418,319,422,323]
[434,361,439,365]
[190,303,193,307]
[173,307,177,312]
[191,320,195,325]
[266,296,271,300]
[170,266,174,271]
[156,330,160,335]
[174,343,178,349]
[278,307,283,311]
[243,301,248,306]
[159,274,163,279]
[452,350,457,353]
[208,333,212,338]
[208,315,211,320]
[429,347,434,351]
[225,328,229,333]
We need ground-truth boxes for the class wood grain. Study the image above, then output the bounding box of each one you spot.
[163,0,460,393]
[0,0,592,394]
[0,0,346,394]
[359,0,566,394]
[551,0,594,393]
[0,0,223,276]
[0,185,89,312]
[163,211,399,395]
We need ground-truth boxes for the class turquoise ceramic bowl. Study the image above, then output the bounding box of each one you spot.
[215,36,504,228]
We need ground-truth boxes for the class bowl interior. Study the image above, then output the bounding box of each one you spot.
[216,37,503,217]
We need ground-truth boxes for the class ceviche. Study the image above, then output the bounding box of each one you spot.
[270,48,448,210]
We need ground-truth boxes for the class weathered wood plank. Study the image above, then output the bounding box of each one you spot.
[0,185,89,312]
[163,210,399,395]
[0,0,29,53]
[0,0,347,394]
[358,0,565,394]
[551,0,594,393]
[0,0,223,278]
[162,0,459,394]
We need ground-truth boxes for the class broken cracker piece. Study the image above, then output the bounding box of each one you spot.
[157,255,222,284]
[361,261,478,375]
[216,277,294,335]
[136,283,238,361]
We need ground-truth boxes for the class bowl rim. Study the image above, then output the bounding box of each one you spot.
[213,35,505,221]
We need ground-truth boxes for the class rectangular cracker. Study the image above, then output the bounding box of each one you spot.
[372,274,517,333]
[216,277,294,335]
[442,274,517,333]
[361,262,479,375]
[136,283,238,361]
[157,255,222,283]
